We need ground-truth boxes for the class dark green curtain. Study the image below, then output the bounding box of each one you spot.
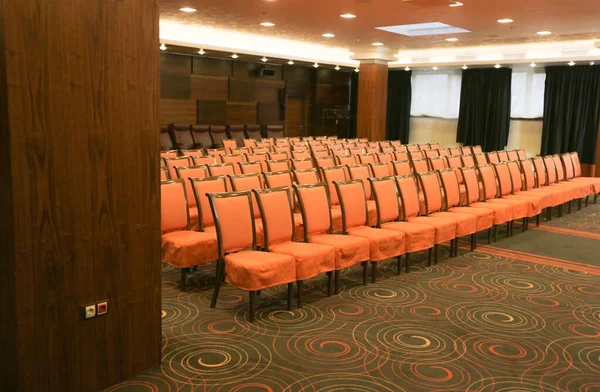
[348,72,358,139]
[386,70,412,143]
[456,68,512,152]
[541,65,600,164]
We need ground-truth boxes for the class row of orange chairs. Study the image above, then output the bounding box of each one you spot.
[161,148,600,320]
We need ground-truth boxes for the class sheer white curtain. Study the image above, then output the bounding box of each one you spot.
[511,68,546,119]
[411,70,462,119]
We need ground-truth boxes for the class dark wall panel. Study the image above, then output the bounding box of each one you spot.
[0,0,161,390]
[256,80,284,102]
[258,102,282,125]
[198,100,227,125]
[229,78,256,101]
[284,65,312,83]
[161,72,191,99]
[227,102,257,124]
[160,53,192,74]
[191,75,228,100]
[287,81,309,97]
[193,57,232,77]
[160,99,198,124]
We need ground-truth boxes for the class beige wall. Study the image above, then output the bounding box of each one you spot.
[409,116,543,157]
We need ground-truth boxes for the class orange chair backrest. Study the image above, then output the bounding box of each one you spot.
[394,151,409,161]
[208,191,256,254]
[461,154,475,167]
[460,167,481,204]
[438,169,462,209]
[370,177,401,225]
[486,151,500,164]
[461,147,472,155]
[473,153,488,166]
[358,154,377,164]
[160,167,170,181]
[425,150,439,159]
[252,147,270,155]
[337,155,357,166]
[411,158,430,174]
[519,159,536,190]
[292,151,311,159]
[269,151,288,161]
[497,150,509,162]
[561,154,575,179]
[190,176,228,231]
[438,149,449,157]
[321,166,347,205]
[313,150,330,159]
[164,156,192,179]
[407,144,419,152]
[316,156,336,170]
[293,168,320,185]
[570,153,581,177]
[222,139,237,153]
[294,183,333,237]
[477,165,499,199]
[381,146,394,154]
[449,147,461,156]
[229,173,263,218]
[543,156,558,184]
[206,148,226,162]
[391,140,402,146]
[507,161,524,192]
[334,180,369,231]
[347,164,372,199]
[370,162,391,178]
[267,159,290,172]
[410,150,426,160]
[192,155,217,166]
[471,145,483,155]
[161,150,179,159]
[395,175,421,219]
[493,163,513,196]
[243,139,257,148]
[239,161,263,175]
[517,149,527,160]
[377,152,393,164]
[221,154,245,174]
[392,160,412,176]
[532,157,548,186]
[429,143,440,150]
[207,163,235,178]
[445,156,462,169]
[507,150,519,161]
[552,155,566,181]
[419,144,431,151]
[349,148,364,156]
[417,172,443,214]
[175,165,208,207]
[254,187,295,247]
[161,179,189,233]
[394,145,407,152]
[291,158,314,170]
[429,157,447,171]
[263,170,293,189]
[181,149,205,157]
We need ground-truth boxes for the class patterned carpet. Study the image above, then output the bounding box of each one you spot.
[105,201,600,392]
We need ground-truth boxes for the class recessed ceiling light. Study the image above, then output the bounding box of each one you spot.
[372,42,384,46]
[231,53,239,59]
[568,61,575,66]
[179,7,197,12]
[591,61,595,66]
[288,60,294,65]
[159,43,167,51]
[198,48,205,55]
[313,63,319,68]
[529,62,536,68]
[340,13,356,19]
[432,66,438,71]
[404,67,411,71]
[261,57,268,62]
[260,22,275,27]
[537,31,552,36]
[462,65,468,70]
[322,33,335,38]
[335,65,341,70]
[354,68,359,73]
[449,1,463,7]
[494,64,501,68]
[445,37,459,42]
[497,19,513,24]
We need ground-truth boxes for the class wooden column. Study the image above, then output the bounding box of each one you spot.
[357,61,389,141]
[0,1,161,391]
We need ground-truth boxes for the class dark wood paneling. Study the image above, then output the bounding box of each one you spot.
[160,52,192,74]
[229,78,256,101]
[258,102,282,125]
[357,63,388,141]
[287,81,309,97]
[0,0,161,390]
[283,65,313,83]
[191,75,228,100]
[227,102,257,124]
[160,99,197,124]
[193,57,232,77]
[161,72,191,99]
[232,61,284,80]
[256,80,285,102]
[198,100,227,124]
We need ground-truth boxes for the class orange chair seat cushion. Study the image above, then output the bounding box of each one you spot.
[309,234,370,270]
[488,198,529,220]
[504,194,545,217]
[515,190,553,212]
[347,226,405,261]
[469,202,512,225]
[224,250,296,291]
[380,221,435,253]
[269,241,335,281]
[448,207,494,231]
[408,216,456,244]
[526,187,568,207]
[430,211,477,236]
[571,177,600,194]
[162,230,217,268]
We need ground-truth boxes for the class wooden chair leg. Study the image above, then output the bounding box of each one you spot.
[470,233,475,251]
[428,248,433,266]
[326,271,333,297]
[248,291,255,322]
[593,194,597,204]
[287,282,294,311]
[334,270,341,295]
[536,214,540,227]
[454,237,459,256]
[450,239,455,257]
[487,227,492,244]
[181,267,190,292]
[405,253,411,273]
[507,221,511,238]
[522,218,526,233]
[371,262,377,284]
[493,225,498,242]
[568,201,572,214]
[296,281,302,309]
[397,256,402,275]
[548,207,553,221]
[434,244,439,264]
[362,261,368,285]
[210,261,224,308]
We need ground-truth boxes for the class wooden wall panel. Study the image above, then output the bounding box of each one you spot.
[198,100,227,124]
[233,61,283,80]
[191,75,228,100]
[160,99,197,124]
[287,81,309,97]
[193,57,232,77]
[161,72,191,99]
[227,102,257,124]
[284,65,312,83]
[357,62,388,141]
[258,102,282,125]
[160,53,192,74]
[229,78,256,101]
[0,0,161,390]
[256,80,284,102]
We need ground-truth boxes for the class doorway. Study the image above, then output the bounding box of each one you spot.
[286,97,306,137]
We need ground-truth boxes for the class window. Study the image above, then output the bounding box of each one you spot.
[411,70,462,119]
[510,68,545,119]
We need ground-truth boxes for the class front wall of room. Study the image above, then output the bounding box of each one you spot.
[159,52,351,137]
[0,0,162,390]
[409,117,544,156]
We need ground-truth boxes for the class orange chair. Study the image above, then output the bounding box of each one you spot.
[347,164,378,226]
[471,145,483,155]
[206,148,226,163]
[395,174,457,264]
[409,150,426,160]
[460,147,472,155]
[251,147,270,155]
[245,153,269,171]
[243,139,257,148]
[419,144,431,151]
[507,150,519,161]
[563,153,600,203]
[337,155,357,166]
[507,160,552,227]
[239,161,263,175]
[358,154,377,165]
[473,153,488,166]
[381,146,394,154]
[487,151,500,164]
[407,144,419,152]
[438,149,449,157]
[164,156,193,179]
[459,167,513,242]
[411,158,430,174]
[429,143,440,150]
[552,154,593,205]
[540,156,579,217]
[321,166,347,232]
[315,156,337,173]
[497,150,509,162]
[207,163,235,180]
[175,164,208,229]
[267,159,290,172]
[531,157,572,214]
[253,187,335,306]
[417,172,478,257]
[291,158,315,170]
[391,141,403,147]
[438,169,494,249]
[293,168,320,185]
[370,162,392,177]
[190,176,228,233]
[429,157,447,171]
[394,151,409,161]
[376,152,394,172]
[312,150,331,159]
[448,147,461,156]
[461,154,475,167]
[370,177,435,271]
[294,183,370,293]
[228,173,265,246]
[160,167,170,181]
[268,151,288,161]
[392,160,412,176]
[192,155,217,166]
[221,154,246,174]
[161,179,218,291]
[180,149,205,158]
[272,147,291,159]
[263,170,304,239]
[517,149,527,160]
[207,191,296,321]
[222,139,237,154]
[161,150,179,159]
[292,151,311,159]
[425,150,439,159]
